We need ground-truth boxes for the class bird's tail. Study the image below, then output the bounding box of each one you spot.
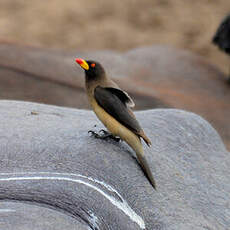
[136,146,157,190]
[121,129,156,189]
[139,131,152,147]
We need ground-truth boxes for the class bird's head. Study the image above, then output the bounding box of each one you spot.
[75,58,105,80]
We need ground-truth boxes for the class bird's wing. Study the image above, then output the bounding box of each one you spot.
[104,87,135,108]
[94,86,141,134]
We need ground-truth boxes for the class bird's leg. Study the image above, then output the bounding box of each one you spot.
[88,130,101,138]
[99,129,121,142]
[88,130,120,142]
[99,129,110,135]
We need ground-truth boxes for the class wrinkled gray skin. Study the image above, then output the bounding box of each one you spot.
[0,100,229,230]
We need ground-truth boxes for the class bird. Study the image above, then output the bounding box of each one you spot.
[75,58,156,189]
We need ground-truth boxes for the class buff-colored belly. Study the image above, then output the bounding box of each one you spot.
[90,98,142,153]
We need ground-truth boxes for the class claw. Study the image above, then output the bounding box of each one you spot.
[88,130,100,138]
[99,129,109,135]
[112,136,121,142]
[88,130,121,142]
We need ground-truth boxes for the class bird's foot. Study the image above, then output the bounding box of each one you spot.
[99,129,121,142]
[88,130,121,142]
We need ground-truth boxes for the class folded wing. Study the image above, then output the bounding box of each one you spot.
[104,87,135,108]
[94,86,141,134]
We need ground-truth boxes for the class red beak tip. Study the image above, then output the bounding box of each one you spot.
[75,58,83,65]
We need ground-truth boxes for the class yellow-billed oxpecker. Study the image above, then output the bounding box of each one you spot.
[75,58,156,189]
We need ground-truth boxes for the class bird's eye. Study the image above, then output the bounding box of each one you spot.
[91,63,96,68]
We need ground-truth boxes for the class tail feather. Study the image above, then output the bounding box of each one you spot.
[139,131,152,147]
[136,151,156,190]
[133,132,156,189]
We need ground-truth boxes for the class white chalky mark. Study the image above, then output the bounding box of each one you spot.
[0,209,15,213]
[88,210,99,230]
[0,172,145,229]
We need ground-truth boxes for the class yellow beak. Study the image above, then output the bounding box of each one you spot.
[75,58,89,70]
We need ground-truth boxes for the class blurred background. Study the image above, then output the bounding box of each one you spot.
[0,0,230,149]
[0,0,229,73]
